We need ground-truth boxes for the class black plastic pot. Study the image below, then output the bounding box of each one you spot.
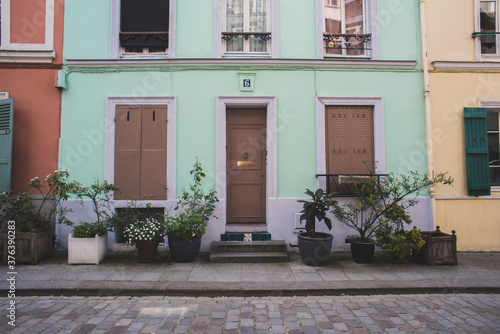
[168,235,202,263]
[350,240,375,263]
[297,232,333,266]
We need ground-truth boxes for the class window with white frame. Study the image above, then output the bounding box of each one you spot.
[322,0,371,57]
[475,0,500,59]
[222,0,271,55]
[119,0,170,56]
[488,110,500,186]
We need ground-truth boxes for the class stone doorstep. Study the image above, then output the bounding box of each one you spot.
[209,251,289,263]
[211,241,287,253]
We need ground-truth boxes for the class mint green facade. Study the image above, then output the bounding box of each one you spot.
[60,0,427,251]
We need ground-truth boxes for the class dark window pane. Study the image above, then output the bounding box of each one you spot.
[490,166,500,186]
[481,2,497,54]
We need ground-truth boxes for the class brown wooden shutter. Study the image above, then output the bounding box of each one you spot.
[115,105,142,199]
[325,106,374,174]
[140,105,167,200]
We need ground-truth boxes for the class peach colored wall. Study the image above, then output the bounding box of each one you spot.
[10,0,46,44]
[0,69,61,193]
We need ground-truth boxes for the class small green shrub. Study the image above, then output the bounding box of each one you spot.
[72,222,107,238]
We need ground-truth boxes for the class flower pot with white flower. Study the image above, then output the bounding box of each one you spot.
[124,218,165,263]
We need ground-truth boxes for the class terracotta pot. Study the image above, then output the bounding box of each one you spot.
[135,240,159,263]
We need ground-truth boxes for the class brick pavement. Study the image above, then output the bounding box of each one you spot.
[0,294,499,333]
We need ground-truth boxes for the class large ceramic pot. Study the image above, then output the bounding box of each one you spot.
[135,240,159,263]
[168,236,201,263]
[350,240,376,263]
[297,232,333,266]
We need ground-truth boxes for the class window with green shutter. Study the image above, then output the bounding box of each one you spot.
[0,98,14,192]
[464,107,491,196]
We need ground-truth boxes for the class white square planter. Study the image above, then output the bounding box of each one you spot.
[68,232,108,264]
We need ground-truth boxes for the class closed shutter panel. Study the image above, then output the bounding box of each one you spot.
[325,105,374,175]
[120,0,169,48]
[115,105,142,200]
[140,105,167,200]
[464,107,490,196]
[0,98,14,192]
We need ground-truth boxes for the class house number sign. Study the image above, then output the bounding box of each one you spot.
[239,72,256,92]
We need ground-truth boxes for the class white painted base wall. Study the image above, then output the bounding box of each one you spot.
[68,232,108,264]
[58,197,432,253]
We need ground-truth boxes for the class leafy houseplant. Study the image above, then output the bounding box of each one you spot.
[164,159,218,262]
[124,218,165,263]
[297,189,336,266]
[1,170,80,265]
[376,224,425,262]
[68,179,119,264]
[331,171,453,263]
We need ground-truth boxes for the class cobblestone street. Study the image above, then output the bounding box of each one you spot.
[1,294,499,334]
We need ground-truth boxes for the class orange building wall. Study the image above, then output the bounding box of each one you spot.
[0,0,64,193]
[10,0,47,44]
[0,69,61,193]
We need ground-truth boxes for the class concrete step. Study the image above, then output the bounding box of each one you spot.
[209,252,289,263]
[211,241,287,253]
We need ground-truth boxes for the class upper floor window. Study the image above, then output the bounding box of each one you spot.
[119,0,169,56]
[222,0,271,56]
[323,0,371,57]
[488,110,500,187]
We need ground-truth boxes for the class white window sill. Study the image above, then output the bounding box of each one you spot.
[0,50,56,63]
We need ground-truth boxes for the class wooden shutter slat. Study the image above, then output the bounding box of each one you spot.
[0,98,14,192]
[140,105,167,200]
[464,107,491,196]
[326,105,374,175]
[115,105,142,200]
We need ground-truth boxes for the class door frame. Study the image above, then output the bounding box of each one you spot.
[216,96,278,226]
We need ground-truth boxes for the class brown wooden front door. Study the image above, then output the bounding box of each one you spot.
[226,108,266,223]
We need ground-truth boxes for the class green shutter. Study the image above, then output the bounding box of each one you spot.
[464,107,490,196]
[0,98,14,192]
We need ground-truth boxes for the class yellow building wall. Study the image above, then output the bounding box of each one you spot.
[424,0,500,251]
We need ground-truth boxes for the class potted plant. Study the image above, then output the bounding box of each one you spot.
[106,201,140,244]
[124,218,165,263]
[374,203,425,262]
[331,171,453,263]
[297,189,336,266]
[68,179,119,264]
[164,159,218,263]
[1,170,80,264]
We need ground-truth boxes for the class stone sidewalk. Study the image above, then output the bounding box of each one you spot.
[1,251,500,297]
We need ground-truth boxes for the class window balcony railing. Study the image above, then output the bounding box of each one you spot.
[323,33,371,56]
[315,173,386,197]
[472,31,500,38]
[222,32,272,42]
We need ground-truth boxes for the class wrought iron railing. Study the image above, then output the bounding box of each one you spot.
[472,31,500,38]
[222,32,272,41]
[315,173,386,197]
[323,33,371,54]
